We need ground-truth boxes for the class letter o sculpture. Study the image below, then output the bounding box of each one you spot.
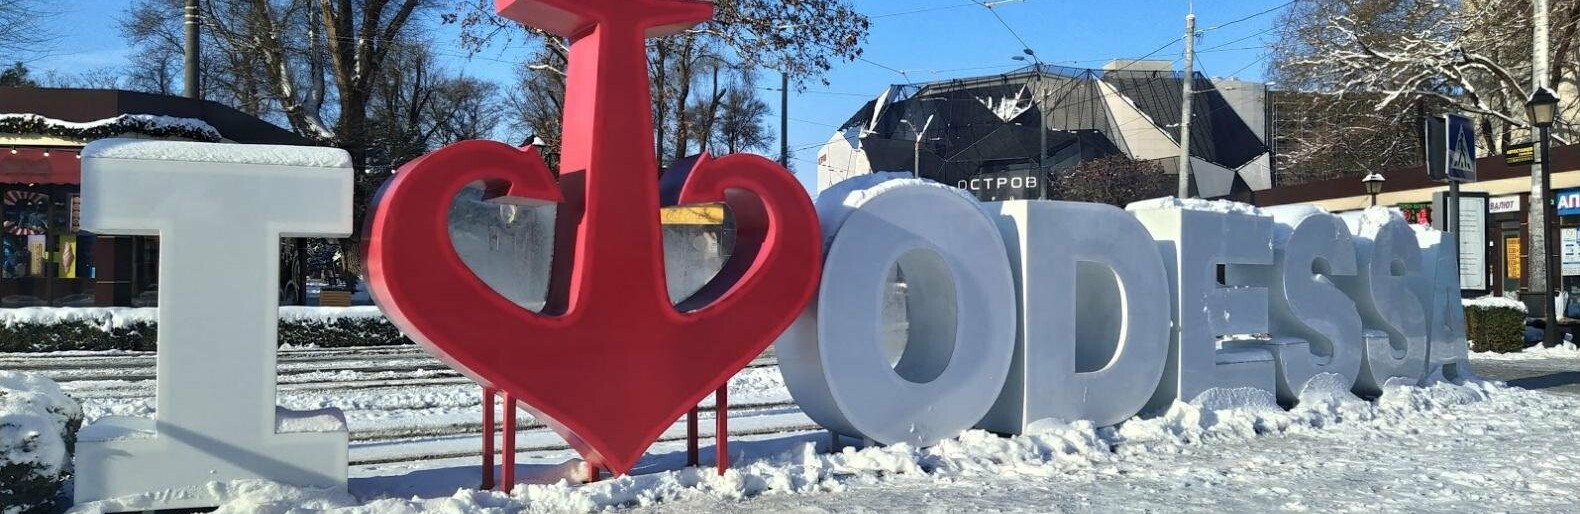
[777,181,1017,446]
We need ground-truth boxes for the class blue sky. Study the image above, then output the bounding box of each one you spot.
[23,0,1285,188]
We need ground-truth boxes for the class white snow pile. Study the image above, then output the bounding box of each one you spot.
[83,138,352,169]
[1,372,83,514]
[0,113,223,141]
[1356,205,1405,231]
[1474,340,1580,361]
[1125,196,1267,217]
[814,172,985,250]
[0,307,157,330]
[0,306,386,331]
[1463,295,1528,313]
[71,377,1533,514]
[280,306,387,324]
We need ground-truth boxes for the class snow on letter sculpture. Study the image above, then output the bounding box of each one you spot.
[1226,207,1364,403]
[778,178,1016,446]
[979,200,1172,431]
[73,139,352,509]
[364,0,820,475]
[1130,201,1278,411]
[1336,210,1430,394]
[1413,229,1478,383]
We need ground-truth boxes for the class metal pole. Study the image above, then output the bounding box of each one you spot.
[715,385,729,475]
[481,387,495,490]
[686,407,698,466]
[1176,13,1196,198]
[913,115,934,179]
[1037,67,1048,199]
[1448,180,1460,236]
[184,0,201,100]
[500,393,516,492]
[779,72,789,167]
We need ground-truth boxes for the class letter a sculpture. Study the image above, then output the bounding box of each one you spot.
[365,0,822,476]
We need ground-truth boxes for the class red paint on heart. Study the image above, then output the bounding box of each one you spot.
[364,0,821,475]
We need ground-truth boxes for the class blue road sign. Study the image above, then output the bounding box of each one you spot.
[1446,113,1477,182]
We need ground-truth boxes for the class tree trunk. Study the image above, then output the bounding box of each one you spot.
[652,42,670,171]
[673,36,696,163]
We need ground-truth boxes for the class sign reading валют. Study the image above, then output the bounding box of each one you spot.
[1489,195,1520,214]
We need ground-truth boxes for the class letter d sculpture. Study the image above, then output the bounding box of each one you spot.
[364,0,822,476]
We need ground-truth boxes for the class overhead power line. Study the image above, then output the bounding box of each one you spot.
[1201,0,1298,32]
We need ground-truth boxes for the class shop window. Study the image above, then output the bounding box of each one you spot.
[2,190,49,278]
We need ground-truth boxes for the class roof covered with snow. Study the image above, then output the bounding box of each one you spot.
[0,87,313,146]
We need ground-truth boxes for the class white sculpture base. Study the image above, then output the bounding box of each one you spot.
[74,411,348,510]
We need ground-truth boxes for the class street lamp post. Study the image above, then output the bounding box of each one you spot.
[900,115,935,179]
[1528,87,1561,346]
[1362,173,1386,207]
[1014,49,1049,199]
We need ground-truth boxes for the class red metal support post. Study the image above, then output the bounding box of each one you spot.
[715,386,728,475]
[482,387,496,490]
[686,407,699,467]
[501,392,516,493]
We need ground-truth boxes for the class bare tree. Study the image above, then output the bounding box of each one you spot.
[121,0,466,280]
[0,0,54,55]
[712,81,772,155]
[1271,91,1427,186]
[1271,0,1580,182]
[503,37,567,171]
[1053,156,1171,207]
[453,0,869,171]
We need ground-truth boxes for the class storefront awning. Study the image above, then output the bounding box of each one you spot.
[0,148,80,185]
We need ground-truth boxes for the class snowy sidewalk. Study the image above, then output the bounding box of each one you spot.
[67,348,1580,513]
[1472,345,1580,397]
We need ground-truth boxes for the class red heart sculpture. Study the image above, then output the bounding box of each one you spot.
[364,0,821,475]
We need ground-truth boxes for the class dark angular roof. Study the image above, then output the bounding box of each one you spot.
[1103,69,1266,169]
[835,65,1269,193]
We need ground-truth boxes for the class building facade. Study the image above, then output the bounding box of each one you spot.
[1244,144,1580,302]
[816,61,1273,199]
[0,88,314,307]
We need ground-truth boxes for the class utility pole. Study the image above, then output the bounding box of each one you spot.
[184,0,201,100]
[1531,0,1558,345]
[1036,63,1048,199]
[1176,13,1196,199]
[780,72,790,168]
[912,115,935,179]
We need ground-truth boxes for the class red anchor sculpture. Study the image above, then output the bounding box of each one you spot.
[363,0,822,479]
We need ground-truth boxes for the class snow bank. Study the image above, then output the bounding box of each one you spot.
[279,307,387,324]
[1125,197,1267,217]
[1473,341,1580,361]
[1463,295,1527,313]
[1,372,83,514]
[0,307,156,330]
[84,138,352,169]
[0,113,223,141]
[69,379,1519,513]
[0,307,387,331]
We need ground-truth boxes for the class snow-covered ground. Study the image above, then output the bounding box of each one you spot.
[17,345,1579,513]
